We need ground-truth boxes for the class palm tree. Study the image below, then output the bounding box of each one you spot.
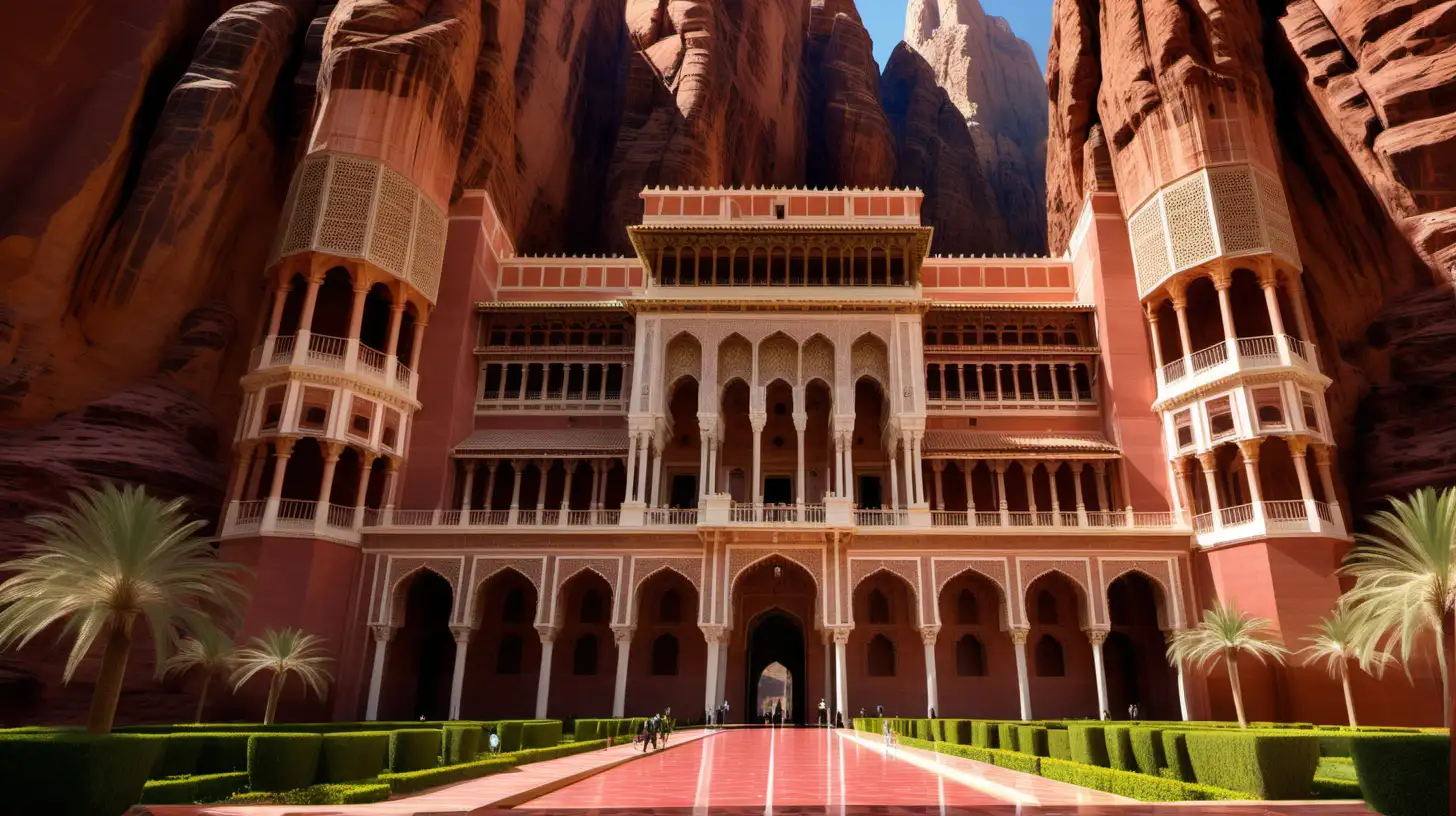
[1167,600,1289,727]
[1341,486,1456,726]
[0,484,249,734]
[163,626,237,723]
[230,628,333,724]
[1298,605,1392,727]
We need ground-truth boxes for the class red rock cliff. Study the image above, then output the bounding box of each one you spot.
[1044,0,1456,510]
[905,0,1049,253]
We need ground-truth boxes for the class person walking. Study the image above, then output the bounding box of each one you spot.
[774,701,783,728]
[817,698,827,727]
[661,708,672,745]
[720,699,730,726]
[881,717,893,752]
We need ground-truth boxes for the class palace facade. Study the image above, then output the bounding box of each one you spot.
[215,140,1424,726]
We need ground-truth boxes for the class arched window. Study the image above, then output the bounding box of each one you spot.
[867,589,891,624]
[956,590,980,625]
[651,634,679,676]
[496,634,523,675]
[956,635,987,676]
[1036,590,1059,625]
[658,589,682,623]
[502,588,526,623]
[867,634,896,676]
[579,588,605,623]
[572,634,598,675]
[1035,635,1065,677]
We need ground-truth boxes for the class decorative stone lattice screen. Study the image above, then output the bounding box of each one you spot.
[272,152,446,303]
[1128,164,1301,297]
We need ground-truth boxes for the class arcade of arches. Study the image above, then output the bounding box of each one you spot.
[367,559,1180,724]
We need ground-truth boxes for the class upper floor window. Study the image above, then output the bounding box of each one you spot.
[1301,391,1321,432]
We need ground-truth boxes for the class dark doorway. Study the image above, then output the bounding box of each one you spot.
[670,474,698,509]
[763,476,792,505]
[745,610,806,725]
[858,475,883,508]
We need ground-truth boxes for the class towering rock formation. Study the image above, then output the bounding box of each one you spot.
[1044,0,1456,510]
[881,42,1013,255]
[903,0,1048,253]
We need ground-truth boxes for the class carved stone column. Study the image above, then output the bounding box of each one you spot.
[1010,627,1032,720]
[1086,628,1110,720]
[611,625,634,718]
[920,625,940,717]
[448,625,475,720]
[365,624,397,721]
[534,625,557,719]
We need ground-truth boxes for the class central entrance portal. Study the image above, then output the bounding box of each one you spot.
[745,611,806,725]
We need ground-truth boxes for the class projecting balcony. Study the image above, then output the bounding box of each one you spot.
[1190,499,1344,547]
[223,499,364,546]
[350,500,1185,535]
[250,333,416,398]
[1155,334,1319,405]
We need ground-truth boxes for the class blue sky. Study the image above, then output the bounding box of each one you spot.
[859,1,1051,71]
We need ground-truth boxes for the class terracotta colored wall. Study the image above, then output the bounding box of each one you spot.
[935,574,1020,717]
[399,212,502,509]
[1025,574,1099,719]
[847,573,927,718]
[1077,193,1172,512]
[1194,539,1444,726]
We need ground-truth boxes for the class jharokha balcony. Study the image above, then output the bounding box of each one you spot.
[1154,333,1319,403]
[251,332,416,397]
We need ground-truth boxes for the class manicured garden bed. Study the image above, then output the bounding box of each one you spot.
[852,717,1449,815]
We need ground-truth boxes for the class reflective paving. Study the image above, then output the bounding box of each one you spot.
[521,727,1121,812]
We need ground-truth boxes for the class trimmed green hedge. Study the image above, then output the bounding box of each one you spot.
[0,732,168,816]
[996,722,1020,752]
[1040,757,1242,801]
[972,720,997,748]
[1128,726,1165,776]
[1068,724,1109,767]
[1161,731,1195,782]
[886,733,1241,802]
[383,755,518,794]
[317,731,390,783]
[389,728,442,773]
[1350,733,1450,816]
[227,781,391,805]
[1017,725,1049,757]
[153,733,208,777]
[444,724,482,765]
[522,720,564,749]
[140,772,250,805]
[1104,726,1136,771]
[1048,729,1072,760]
[194,733,252,773]
[247,733,323,792]
[1181,730,1319,800]
[1311,776,1363,800]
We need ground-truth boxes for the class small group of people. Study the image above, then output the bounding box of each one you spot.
[705,699,731,728]
[637,707,674,752]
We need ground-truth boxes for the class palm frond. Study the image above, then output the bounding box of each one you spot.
[0,483,253,683]
[1298,605,1393,680]
[1342,486,1456,667]
[1167,600,1289,672]
[163,625,238,679]
[230,628,334,701]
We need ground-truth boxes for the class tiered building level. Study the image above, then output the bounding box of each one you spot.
[219,173,1356,726]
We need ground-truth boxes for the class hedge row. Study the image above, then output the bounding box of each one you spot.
[1350,734,1449,816]
[226,782,391,805]
[0,732,167,816]
[890,735,1242,802]
[380,738,610,796]
[139,772,250,805]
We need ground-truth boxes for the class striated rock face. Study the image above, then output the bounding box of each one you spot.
[1277,0,1456,277]
[1044,0,1456,509]
[882,42,1013,255]
[804,0,898,189]
[905,0,1048,253]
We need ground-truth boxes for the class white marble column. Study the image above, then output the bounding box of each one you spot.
[1011,628,1032,720]
[921,626,940,717]
[507,459,525,525]
[1197,452,1223,529]
[843,432,856,503]
[931,460,946,511]
[994,460,1010,526]
[457,460,475,526]
[611,626,634,717]
[624,433,640,501]
[910,432,925,504]
[833,629,851,723]
[649,437,664,509]
[701,626,725,715]
[448,625,474,720]
[635,433,651,503]
[365,624,396,721]
[794,412,807,506]
[1072,462,1088,526]
[889,454,900,512]
[1088,629,1109,720]
[560,461,577,524]
[534,626,556,719]
[900,441,915,508]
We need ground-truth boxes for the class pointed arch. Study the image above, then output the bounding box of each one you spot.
[384,562,460,627]
[718,333,752,387]
[758,332,797,385]
[850,332,890,387]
